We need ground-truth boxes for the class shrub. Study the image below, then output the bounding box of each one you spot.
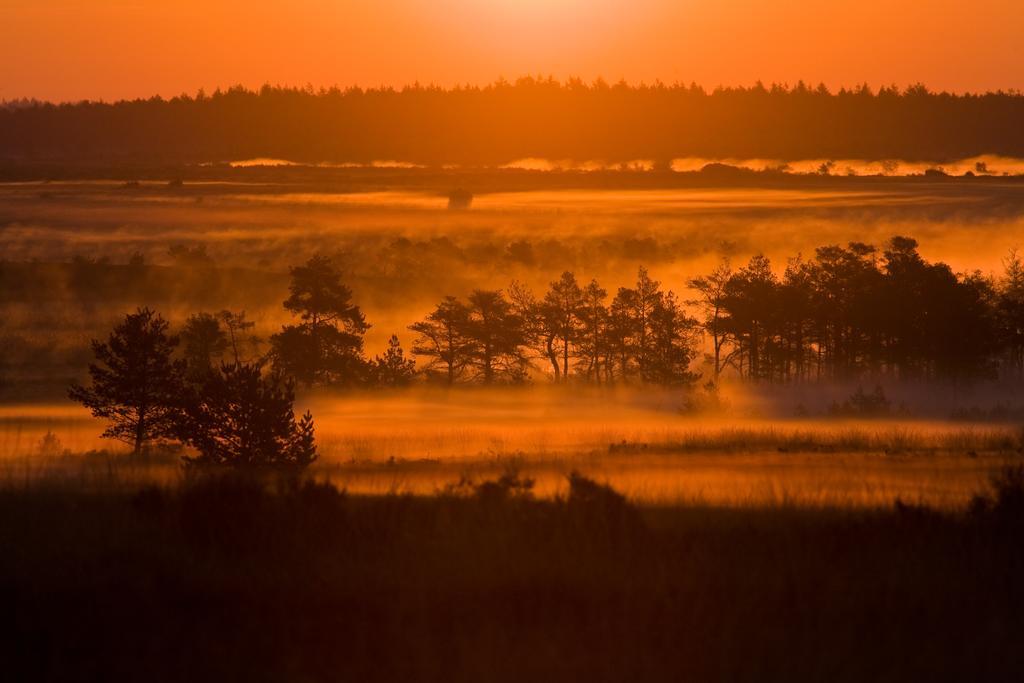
[474,464,536,503]
[565,471,643,541]
[969,465,1024,529]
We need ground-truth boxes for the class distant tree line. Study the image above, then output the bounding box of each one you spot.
[5,80,1024,165]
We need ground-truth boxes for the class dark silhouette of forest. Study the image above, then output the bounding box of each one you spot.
[57,235,1024,448]
[4,80,1024,165]
[202,239,1024,388]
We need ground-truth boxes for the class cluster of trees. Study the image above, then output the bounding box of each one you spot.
[406,236,1024,388]
[5,80,1024,165]
[70,238,1024,459]
[168,255,699,389]
[67,254,410,463]
[409,270,699,386]
[690,237,1022,384]
[70,308,317,468]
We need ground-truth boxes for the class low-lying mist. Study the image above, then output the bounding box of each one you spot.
[5,177,1024,405]
[2,386,1021,508]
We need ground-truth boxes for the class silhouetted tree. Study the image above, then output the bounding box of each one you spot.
[996,249,1024,379]
[69,308,185,454]
[696,236,1001,386]
[575,279,609,383]
[464,290,528,384]
[645,291,700,386]
[271,255,369,386]
[688,259,733,382]
[218,310,257,364]
[370,334,417,387]
[720,255,778,381]
[409,296,474,385]
[606,267,666,382]
[607,288,638,381]
[542,272,583,382]
[507,281,555,379]
[179,363,316,470]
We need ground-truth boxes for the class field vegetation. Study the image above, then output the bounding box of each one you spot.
[2,462,1022,681]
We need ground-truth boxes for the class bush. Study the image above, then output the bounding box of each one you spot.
[971,465,1024,527]
[440,462,535,503]
[565,471,644,541]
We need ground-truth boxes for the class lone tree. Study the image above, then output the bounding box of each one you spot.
[69,308,185,454]
[178,363,317,470]
[271,254,369,386]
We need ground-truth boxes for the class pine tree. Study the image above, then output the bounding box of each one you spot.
[179,363,317,470]
[465,290,528,384]
[69,308,186,454]
[409,296,475,385]
[575,279,608,383]
[687,258,733,382]
[371,334,417,387]
[645,291,701,386]
[271,255,369,386]
[541,271,583,382]
[217,310,257,364]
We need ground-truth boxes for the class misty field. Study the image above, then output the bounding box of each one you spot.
[4,175,1024,505]
[3,389,1022,510]
[4,170,1024,681]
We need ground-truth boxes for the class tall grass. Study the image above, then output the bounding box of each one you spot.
[1,470,1021,681]
[608,424,1024,454]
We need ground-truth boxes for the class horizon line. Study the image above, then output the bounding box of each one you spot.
[4,77,1024,107]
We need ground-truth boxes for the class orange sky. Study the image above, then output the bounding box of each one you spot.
[2,0,1021,102]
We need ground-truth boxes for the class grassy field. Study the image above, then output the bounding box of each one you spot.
[1,467,1022,682]
[4,393,1023,509]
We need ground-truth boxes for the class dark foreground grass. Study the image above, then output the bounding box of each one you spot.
[1,473,1022,682]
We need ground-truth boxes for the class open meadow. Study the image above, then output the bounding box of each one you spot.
[4,169,1024,681]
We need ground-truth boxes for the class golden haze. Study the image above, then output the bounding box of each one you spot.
[2,0,1022,101]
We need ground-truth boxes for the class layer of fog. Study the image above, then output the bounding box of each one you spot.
[223,155,1024,177]
[1,389,1015,508]
[5,180,1024,355]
